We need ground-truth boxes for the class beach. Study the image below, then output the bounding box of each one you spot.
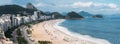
[30,19,110,44]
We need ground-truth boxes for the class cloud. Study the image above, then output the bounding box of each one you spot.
[93,3,106,7]
[70,1,120,14]
[108,3,118,9]
[35,2,57,7]
[34,1,119,9]
[33,1,120,14]
[72,1,119,9]
[35,3,44,7]
[0,0,12,5]
[72,2,93,8]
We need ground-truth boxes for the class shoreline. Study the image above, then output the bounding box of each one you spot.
[54,19,111,44]
[30,19,111,44]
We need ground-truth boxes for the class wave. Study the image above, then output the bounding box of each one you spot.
[53,19,111,44]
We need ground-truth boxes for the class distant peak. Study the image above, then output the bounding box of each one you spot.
[26,3,37,10]
[80,11,88,13]
[27,3,32,5]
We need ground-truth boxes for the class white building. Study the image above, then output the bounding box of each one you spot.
[0,14,11,32]
[0,23,5,38]
[21,16,30,23]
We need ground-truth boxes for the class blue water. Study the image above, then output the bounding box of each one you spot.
[60,15,120,44]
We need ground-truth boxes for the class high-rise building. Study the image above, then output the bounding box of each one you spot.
[0,28,5,39]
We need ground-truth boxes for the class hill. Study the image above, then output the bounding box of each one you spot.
[66,11,84,19]
[79,11,93,17]
[50,12,65,19]
[0,4,37,15]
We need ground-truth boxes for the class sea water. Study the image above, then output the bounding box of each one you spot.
[59,15,120,44]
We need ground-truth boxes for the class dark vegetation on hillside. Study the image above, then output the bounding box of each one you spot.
[0,5,37,15]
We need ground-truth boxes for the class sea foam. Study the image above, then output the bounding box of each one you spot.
[53,19,111,44]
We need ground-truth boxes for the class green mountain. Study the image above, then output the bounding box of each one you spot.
[66,11,84,19]
[0,4,37,15]
[50,12,65,19]
[26,3,37,10]
[79,11,93,17]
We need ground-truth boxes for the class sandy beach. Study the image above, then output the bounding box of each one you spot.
[30,19,110,44]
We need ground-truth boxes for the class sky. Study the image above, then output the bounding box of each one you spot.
[0,0,120,15]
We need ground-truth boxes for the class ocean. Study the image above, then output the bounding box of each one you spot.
[59,15,120,44]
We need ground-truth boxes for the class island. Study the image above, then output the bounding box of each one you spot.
[93,14,103,18]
